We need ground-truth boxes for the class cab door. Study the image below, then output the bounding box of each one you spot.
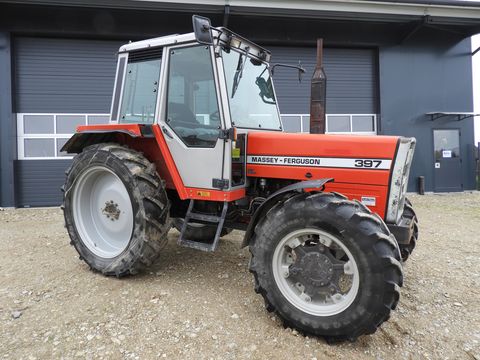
[158,44,229,190]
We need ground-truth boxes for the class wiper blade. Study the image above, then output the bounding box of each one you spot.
[231,47,249,98]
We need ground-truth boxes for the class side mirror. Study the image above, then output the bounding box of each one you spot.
[255,77,276,104]
[192,15,213,45]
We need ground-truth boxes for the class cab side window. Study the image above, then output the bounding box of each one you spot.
[166,45,221,147]
[119,49,162,124]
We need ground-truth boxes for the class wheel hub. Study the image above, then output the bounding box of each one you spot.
[292,251,333,287]
[72,166,134,259]
[102,200,121,221]
[272,229,360,316]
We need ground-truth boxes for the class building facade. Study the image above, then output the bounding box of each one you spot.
[0,0,479,207]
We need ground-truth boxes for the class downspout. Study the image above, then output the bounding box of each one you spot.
[223,3,230,27]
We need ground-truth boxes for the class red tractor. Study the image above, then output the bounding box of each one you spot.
[61,16,418,342]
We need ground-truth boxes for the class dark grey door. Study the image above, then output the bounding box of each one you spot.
[433,129,462,192]
[14,37,122,113]
[14,37,122,207]
[269,47,377,114]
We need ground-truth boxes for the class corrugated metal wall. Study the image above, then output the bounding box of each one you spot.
[14,37,122,207]
[14,37,122,113]
[12,38,379,206]
[269,47,378,114]
[14,160,72,207]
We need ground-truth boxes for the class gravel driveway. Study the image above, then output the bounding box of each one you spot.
[0,193,479,359]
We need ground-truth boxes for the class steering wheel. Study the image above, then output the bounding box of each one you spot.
[167,117,197,129]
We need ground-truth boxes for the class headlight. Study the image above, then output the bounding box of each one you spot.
[386,137,416,223]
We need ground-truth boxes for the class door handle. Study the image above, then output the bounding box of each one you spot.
[162,125,174,139]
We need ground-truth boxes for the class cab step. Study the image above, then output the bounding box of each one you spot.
[177,200,228,252]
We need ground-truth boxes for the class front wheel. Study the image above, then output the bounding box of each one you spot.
[249,192,403,342]
[399,198,419,262]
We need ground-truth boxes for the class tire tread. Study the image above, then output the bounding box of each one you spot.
[63,143,170,277]
[249,192,403,341]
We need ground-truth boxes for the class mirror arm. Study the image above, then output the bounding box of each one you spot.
[270,63,306,79]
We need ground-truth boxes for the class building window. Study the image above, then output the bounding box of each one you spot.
[326,114,377,135]
[281,116,302,132]
[280,115,311,133]
[17,113,110,159]
[17,112,377,159]
[351,115,376,132]
[281,114,377,135]
[327,115,351,132]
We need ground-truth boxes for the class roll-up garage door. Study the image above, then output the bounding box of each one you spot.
[14,37,123,207]
[269,47,378,133]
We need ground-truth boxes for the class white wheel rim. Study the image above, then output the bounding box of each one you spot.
[72,166,134,258]
[272,228,360,316]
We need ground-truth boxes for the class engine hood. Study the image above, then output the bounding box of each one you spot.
[245,131,403,218]
[246,131,400,186]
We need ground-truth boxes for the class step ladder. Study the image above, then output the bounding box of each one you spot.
[177,200,228,252]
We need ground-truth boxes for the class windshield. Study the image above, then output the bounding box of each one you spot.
[222,49,282,130]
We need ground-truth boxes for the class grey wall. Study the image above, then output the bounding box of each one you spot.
[14,37,123,113]
[270,47,377,114]
[11,37,124,207]
[14,160,72,207]
[0,32,15,207]
[379,28,476,191]
[2,13,478,208]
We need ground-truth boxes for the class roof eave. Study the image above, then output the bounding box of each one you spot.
[2,0,480,20]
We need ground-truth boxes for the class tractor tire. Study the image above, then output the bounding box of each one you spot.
[399,198,419,262]
[249,192,403,342]
[62,143,170,277]
[172,218,232,242]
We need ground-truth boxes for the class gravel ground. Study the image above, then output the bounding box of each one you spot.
[0,193,479,359]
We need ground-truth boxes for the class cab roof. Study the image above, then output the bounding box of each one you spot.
[119,32,196,53]
[118,28,271,63]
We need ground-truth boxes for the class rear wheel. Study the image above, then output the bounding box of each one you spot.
[63,143,170,277]
[399,198,419,262]
[249,192,403,342]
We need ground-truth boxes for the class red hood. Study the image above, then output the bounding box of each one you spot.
[246,132,401,218]
[247,132,399,159]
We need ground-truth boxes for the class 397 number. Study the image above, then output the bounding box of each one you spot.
[354,159,382,168]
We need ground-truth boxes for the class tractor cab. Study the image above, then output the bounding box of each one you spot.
[109,18,281,193]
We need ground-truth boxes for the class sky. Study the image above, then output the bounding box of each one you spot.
[473,34,480,144]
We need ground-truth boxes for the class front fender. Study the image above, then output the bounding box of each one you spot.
[241,178,333,248]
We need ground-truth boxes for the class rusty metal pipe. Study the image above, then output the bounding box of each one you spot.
[310,38,327,134]
[316,39,323,67]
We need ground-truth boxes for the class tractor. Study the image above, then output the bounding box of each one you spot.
[61,15,418,342]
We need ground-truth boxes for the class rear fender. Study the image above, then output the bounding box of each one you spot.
[61,125,152,154]
[241,178,333,248]
[60,124,186,197]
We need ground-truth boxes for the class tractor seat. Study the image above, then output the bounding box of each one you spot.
[168,102,199,125]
